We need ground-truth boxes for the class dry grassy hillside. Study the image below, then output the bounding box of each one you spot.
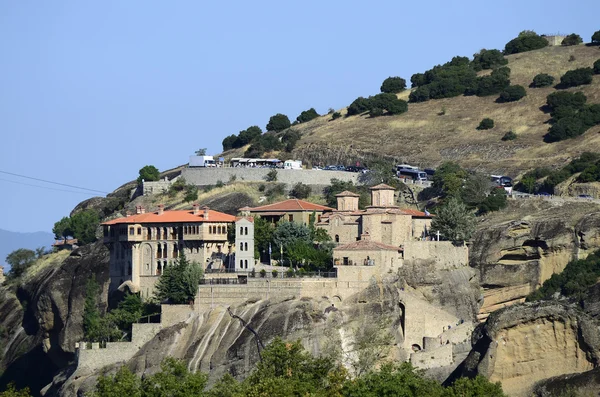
[285,44,600,177]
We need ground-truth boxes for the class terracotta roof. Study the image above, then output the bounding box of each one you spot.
[400,209,432,217]
[102,209,236,225]
[334,240,403,251]
[370,183,395,190]
[236,216,255,222]
[335,190,360,197]
[245,199,333,212]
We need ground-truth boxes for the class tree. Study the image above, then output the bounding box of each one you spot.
[531,73,555,88]
[498,85,526,102]
[520,175,537,193]
[591,30,600,45]
[184,185,198,203]
[347,97,372,115]
[475,67,510,96]
[194,148,207,156]
[445,376,506,397]
[266,113,291,132]
[83,276,102,341]
[238,126,262,145]
[265,169,278,182]
[431,197,476,243]
[380,76,407,93]
[432,162,468,197]
[562,33,583,46]
[53,216,73,240]
[0,384,32,397]
[154,253,203,304]
[141,358,208,396]
[546,91,587,112]
[461,173,492,208]
[595,59,600,74]
[410,72,427,87]
[478,187,508,214]
[93,366,141,397]
[471,49,507,71]
[137,165,160,184]
[559,68,594,88]
[296,108,320,123]
[504,31,548,54]
[501,131,517,141]
[289,182,311,199]
[5,248,36,279]
[253,217,275,260]
[281,130,301,152]
[70,209,100,244]
[222,134,239,151]
[331,112,342,120]
[477,118,495,130]
[409,85,430,102]
[272,222,312,253]
[323,178,359,207]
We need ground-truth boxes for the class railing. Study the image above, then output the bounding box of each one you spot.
[200,270,337,281]
[200,277,247,285]
[137,312,161,323]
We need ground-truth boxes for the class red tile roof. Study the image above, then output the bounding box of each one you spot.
[102,209,236,225]
[334,240,403,251]
[245,199,333,212]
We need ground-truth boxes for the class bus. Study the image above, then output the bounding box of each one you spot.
[397,168,428,181]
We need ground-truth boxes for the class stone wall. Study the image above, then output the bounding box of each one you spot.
[142,176,179,195]
[181,168,358,189]
[403,241,469,269]
[410,343,453,370]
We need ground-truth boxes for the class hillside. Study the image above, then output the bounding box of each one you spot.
[0,229,53,271]
[226,44,600,177]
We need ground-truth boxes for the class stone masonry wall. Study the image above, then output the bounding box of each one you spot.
[181,168,358,189]
[403,241,469,269]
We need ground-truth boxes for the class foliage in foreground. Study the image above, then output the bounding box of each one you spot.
[91,339,506,397]
[53,209,100,245]
[154,252,204,304]
[544,92,600,142]
[431,197,476,243]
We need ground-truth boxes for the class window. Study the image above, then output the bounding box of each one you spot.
[288,214,293,222]
[137,227,142,235]
[245,227,248,235]
[244,242,248,251]
[343,257,349,266]
[240,227,243,235]
[129,227,134,235]
[335,235,340,243]
[213,226,217,234]
[128,262,132,275]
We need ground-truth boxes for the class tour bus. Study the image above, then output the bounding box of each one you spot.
[397,168,428,181]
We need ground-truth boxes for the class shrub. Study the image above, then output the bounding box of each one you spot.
[370,108,384,117]
[380,76,406,93]
[531,73,555,88]
[271,270,278,278]
[296,108,320,123]
[478,188,508,214]
[331,111,342,120]
[592,30,600,45]
[238,126,262,145]
[562,34,583,46]
[265,169,278,182]
[594,59,600,74]
[289,182,311,199]
[569,55,576,62]
[498,85,527,102]
[477,118,495,130]
[281,130,301,152]
[266,113,291,132]
[471,49,507,71]
[215,180,224,188]
[137,165,160,183]
[260,269,266,278]
[559,68,594,88]
[184,185,198,202]
[504,31,548,54]
[502,131,517,141]
[546,91,587,112]
[258,184,266,192]
[409,86,430,102]
[410,73,427,87]
[222,134,239,151]
[408,56,477,102]
[546,116,586,142]
[266,183,285,198]
[347,97,372,115]
[475,67,511,96]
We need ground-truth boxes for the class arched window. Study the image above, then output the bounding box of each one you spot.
[240,226,243,235]
[244,242,248,251]
[245,227,248,235]
[335,235,340,243]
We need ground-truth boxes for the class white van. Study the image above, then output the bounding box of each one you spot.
[284,160,302,170]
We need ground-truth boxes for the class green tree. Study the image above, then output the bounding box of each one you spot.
[184,185,198,203]
[520,175,537,193]
[562,33,583,46]
[331,111,342,120]
[83,276,102,341]
[431,197,476,243]
[591,30,600,45]
[475,67,511,96]
[498,85,526,102]
[154,253,203,304]
[559,68,594,88]
[0,384,32,397]
[272,221,312,252]
[289,182,311,199]
[222,134,239,151]
[92,365,141,397]
[266,113,291,132]
[461,173,492,208]
[501,131,517,141]
[444,376,506,397]
[206,373,242,397]
[5,248,36,280]
[410,72,427,87]
[137,165,160,184]
[594,59,600,74]
[409,85,430,102]
[70,209,100,244]
[478,188,508,214]
[504,31,548,54]
[52,216,73,241]
[347,96,372,115]
[477,118,495,130]
[253,217,275,260]
[282,130,301,152]
[471,49,507,71]
[380,76,407,93]
[432,162,468,197]
[194,148,207,156]
[238,126,263,146]
[531,73,555,88]
[546,91,587,112]
[265,169,278,182]
[141,357,208,397]
[296,108,320,123]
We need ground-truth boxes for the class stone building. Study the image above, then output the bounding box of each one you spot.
[317,184,432,246]
[102,204,236,296]
[240,199,333,225]
[234,216,255,271]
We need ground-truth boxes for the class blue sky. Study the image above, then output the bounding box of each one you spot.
[0,0,599,234]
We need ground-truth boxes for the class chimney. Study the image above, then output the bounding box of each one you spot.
[136,206,141,214]
[158,204,164,215]
[360,232,371,241]
[140,206,146,214]
[192,203,200,215]
[203,206,209,220]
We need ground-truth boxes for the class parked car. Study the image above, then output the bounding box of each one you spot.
[578,194,593,199]
[346,166,366,173]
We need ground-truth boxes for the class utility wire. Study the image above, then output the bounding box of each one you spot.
[0,178,100,196]
[0,170,109,194]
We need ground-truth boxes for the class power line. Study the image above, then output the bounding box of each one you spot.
[0,170,109,194]
[0,178,101,196]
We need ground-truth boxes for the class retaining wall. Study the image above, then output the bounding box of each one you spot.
[181,168,359,189]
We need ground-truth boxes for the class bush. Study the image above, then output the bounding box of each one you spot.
[137,165,160,183]
[592,30,600,45]
[501,131,517,141]
[531,73,555,88]
[331,111,342,120]
[155,253,203,304]
[477,118,495,130]
[259,269,266,278]
[475,67,511,96]
[347,96,372,115]
[289,182,311,199]
[594,59,600,74]
[369,107,384,117]
[5,248,36,280]
[407,56,477,102]
[296,108,319,123]
[281,130,301,152]
[271,270,278,278]
[546,91,587,112]
[380,76,406,93]
[215,180,224,188]
[410,73,427,87]
[562,33,583,46]
[498,85,527,102]
[559,68,594,88]
[504,31,548,54]
[265,169,278,182]
[546,116,586,142]
[266,113,291,132]
[266,183,285,198]
[408,86,430,102]
[183,185,198,202]
[471,49,507,71]
[478,188,508,214]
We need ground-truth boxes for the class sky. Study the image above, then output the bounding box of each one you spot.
[0,0,599,235]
